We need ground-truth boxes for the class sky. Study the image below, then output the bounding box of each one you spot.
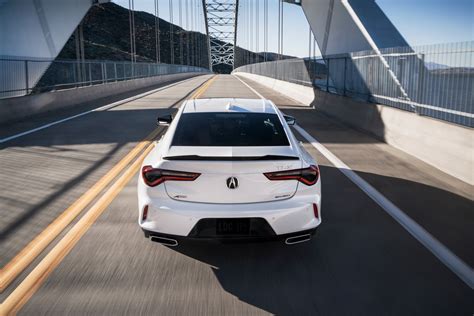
[113,0,473,58]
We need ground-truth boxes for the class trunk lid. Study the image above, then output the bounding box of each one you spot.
[159,146,301,204]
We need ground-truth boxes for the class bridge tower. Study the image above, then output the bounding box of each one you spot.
[204,0,238,71]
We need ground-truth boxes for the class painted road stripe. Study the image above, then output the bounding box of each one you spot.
[0,129,160,293]
[192,75,217,99]
[0,75,217,314]
[234,74,474,289]
[0,144,155,315]
[0,75,209,144]
[0,75,214,293]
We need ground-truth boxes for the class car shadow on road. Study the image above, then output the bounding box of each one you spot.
[170,165,473,315]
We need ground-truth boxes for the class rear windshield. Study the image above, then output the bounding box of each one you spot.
[172,112,290,146]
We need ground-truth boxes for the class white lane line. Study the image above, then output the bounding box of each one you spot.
[234,74,265,99]
[234,74,474,289]
[294,126,474,289]
[0,75,207,144]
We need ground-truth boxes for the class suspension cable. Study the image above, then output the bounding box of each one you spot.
[186,0,190,65]
[154,0,160,63]
[247,0,251,64]
[198,0,202,68]
[277,0,281,60]
[179,0,183,64]
[281,0,284,59]
[128,0,136,63]
[256,0,259,61]
[197,0,200,68]
[132,0,136,63]
[263,0,267,62]
[169,0,174,64]
[250,0,253,63]
[191,0,195,66]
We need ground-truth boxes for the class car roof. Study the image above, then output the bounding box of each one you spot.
[182,98,278,114]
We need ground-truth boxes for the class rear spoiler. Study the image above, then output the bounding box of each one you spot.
[163,155,299,161]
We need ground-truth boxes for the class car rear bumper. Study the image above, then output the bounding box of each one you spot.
[139,194,321,237]
[142,227,318,244]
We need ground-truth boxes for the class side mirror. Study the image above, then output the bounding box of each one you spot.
[284,115,296,126]
[157,114,173,126]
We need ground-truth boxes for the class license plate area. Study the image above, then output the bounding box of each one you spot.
[216,218,250,236]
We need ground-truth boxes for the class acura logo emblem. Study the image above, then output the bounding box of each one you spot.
[226,177,238,189]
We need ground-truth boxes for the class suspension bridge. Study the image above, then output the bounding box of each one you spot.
[0,0,473,314]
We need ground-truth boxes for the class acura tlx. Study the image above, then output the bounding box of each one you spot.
[137,98,321,246]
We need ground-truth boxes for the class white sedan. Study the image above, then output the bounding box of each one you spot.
[137,98,321,246]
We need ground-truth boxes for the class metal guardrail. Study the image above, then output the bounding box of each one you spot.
[0,58,210,99]
[234,41,473,127]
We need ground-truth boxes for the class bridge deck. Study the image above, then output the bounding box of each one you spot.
[1,75,472,315]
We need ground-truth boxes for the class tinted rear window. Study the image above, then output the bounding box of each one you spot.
[172,112,290,146]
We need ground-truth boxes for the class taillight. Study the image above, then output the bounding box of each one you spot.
[142,205,148,221]
[141,165,200,187]
[264,165,319,186]
[313,203,319,219]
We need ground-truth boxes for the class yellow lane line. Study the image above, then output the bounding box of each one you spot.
[0,144,155,316]
[0,128,159,293]
[0,74,217,315]
[0,75,214,293]
[192,75,216,99]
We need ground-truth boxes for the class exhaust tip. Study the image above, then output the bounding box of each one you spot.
[150,236,179,247]
[285,234,311,245]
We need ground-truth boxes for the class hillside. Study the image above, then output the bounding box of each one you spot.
[57,2,293,74]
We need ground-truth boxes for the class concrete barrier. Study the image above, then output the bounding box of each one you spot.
[0,72,205,125]
[234,72,473,185]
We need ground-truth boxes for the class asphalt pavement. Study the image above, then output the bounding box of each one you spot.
[1,75,472,315]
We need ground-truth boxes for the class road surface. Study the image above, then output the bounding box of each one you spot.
[0,74,472,315]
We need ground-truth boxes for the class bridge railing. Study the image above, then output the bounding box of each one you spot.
[0,58,210,99]
[233,41,473,127]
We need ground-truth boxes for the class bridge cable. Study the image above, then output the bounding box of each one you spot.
[256,0,259,61]
[128,0,132,63]
[198,0,201,67]
[190,0,196,66]
[186,0,190,66]
[280,0,284,59]
[179,0,183,64]
[195,0,198,67]
[250,0,253,63]
[128,0,136,64]
[132,0,136,63]
[248,0,251,65]
[247,0,251,64]
[277,0,281,59]
[264,0,268,62]
[154,0,161,63]
[169,0,174,64]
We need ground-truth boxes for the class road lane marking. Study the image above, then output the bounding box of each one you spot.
[0,144,155,315]
[0,75,215,293]
[192,75,217,99]
[193,75,216,98]
[0,74,218,314]
[0,75,209,144]
[233,74,265,99]
[0,129,159,293]
[294,125,474,289]
[234,74,474,289]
